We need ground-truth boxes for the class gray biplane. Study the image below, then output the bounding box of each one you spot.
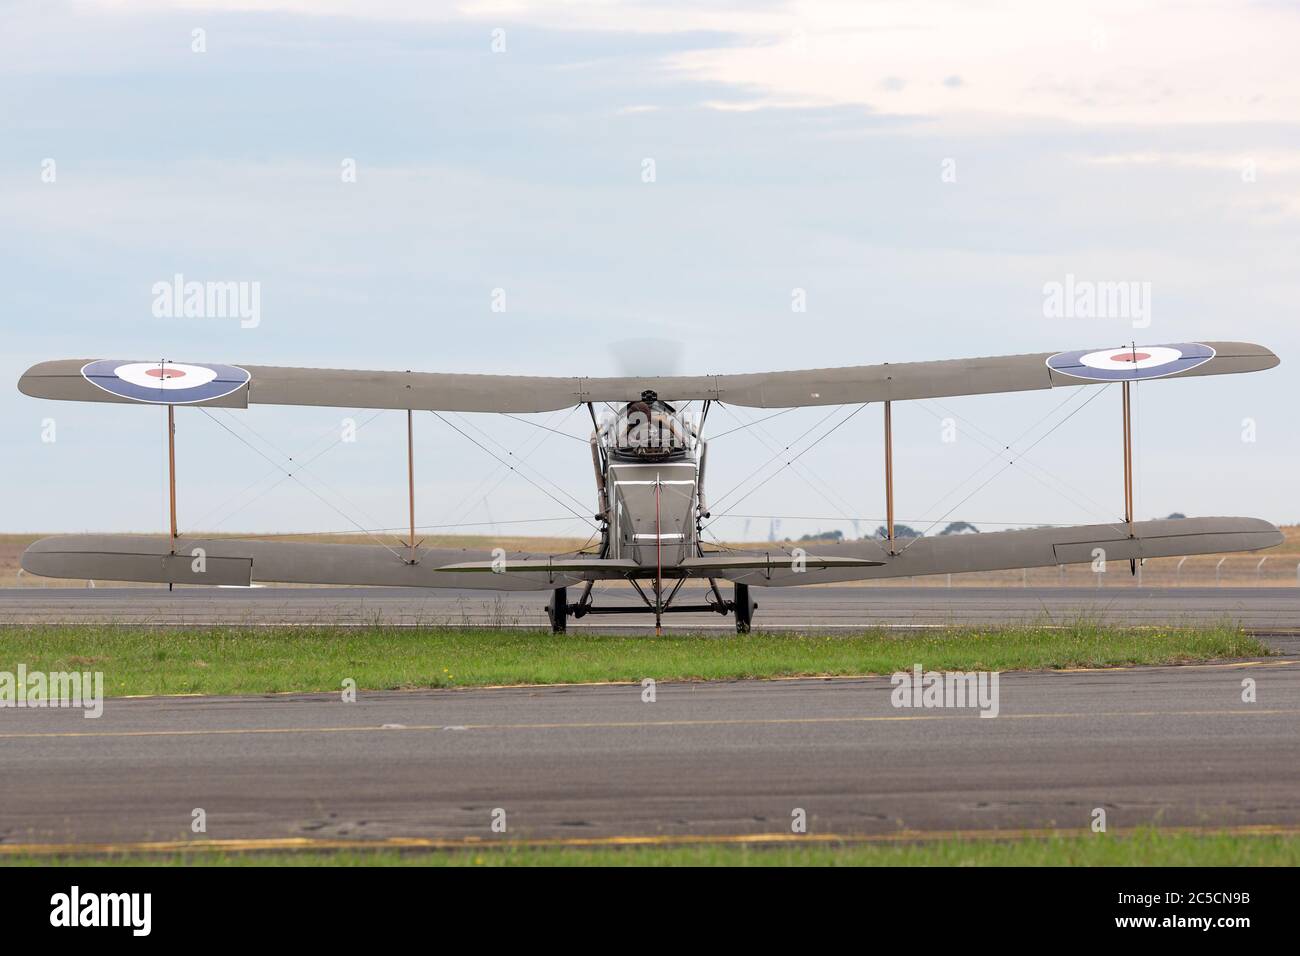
[17,341,1283,632]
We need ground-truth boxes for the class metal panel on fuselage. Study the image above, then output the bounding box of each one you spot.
[607,461,697,568]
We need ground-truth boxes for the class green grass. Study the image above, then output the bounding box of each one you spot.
[4,830,1297,866]
[0,622,1269,697]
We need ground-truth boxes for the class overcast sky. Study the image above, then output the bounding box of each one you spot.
[2,0,1296,542]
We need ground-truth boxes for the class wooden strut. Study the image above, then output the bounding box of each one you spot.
[167,404,177,592]
[884,400,895,554]
[407,408,417,564]
[167,404,178,553]
[1122,378,1138,577]
[654,476,663,636]
[1122,380,1134,537]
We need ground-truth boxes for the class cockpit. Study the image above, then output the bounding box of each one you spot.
[597,390,697,461]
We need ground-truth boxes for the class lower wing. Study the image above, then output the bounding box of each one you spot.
[19,536,610,591]
[19,516,1280,589]
[711,516,1282,586]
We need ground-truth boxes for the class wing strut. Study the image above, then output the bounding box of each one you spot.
[406,408,417,564]
[1122,380,1133,538]
[1122,374,1137,575]
[884,400,896,554]
[166,404,178,569]
[654,474,663,635]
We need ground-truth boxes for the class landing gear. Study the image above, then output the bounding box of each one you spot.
[544,581,753,631]
[546,587,568,634]
[734,583,756,634]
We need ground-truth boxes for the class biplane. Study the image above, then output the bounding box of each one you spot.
[17,341,1283,633]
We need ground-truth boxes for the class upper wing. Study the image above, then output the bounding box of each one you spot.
[17,342,1277,412]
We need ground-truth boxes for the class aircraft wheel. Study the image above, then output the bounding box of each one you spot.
[734,583,756,634]
[546,587,568,634]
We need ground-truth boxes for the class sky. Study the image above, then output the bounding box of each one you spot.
[2,0,1297,544]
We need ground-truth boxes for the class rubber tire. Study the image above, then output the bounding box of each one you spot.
[734,583,756,634]
[547,587,568,634]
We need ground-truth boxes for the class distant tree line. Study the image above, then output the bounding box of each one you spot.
[794,514,1187,544]
[797,530,844,542]
[869,521,980,540]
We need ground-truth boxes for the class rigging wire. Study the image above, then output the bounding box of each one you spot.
[436,405,577,528]
[706,406,797,440]
[898,383,1123,551]
[447,409,593,517]
[707,404,849,515]
[714,403,866,525]
[908,390,1095,525]
[915,391,1121,525]
[429,409,598,531]
[438,406,588,531]
[713,513,1091,529]
[208,407,404,546]
[195,410,387,534]
[197,408,401,552]
[499,412,589,443]
[192,408,387,531]
[703,403,870,533]
[239,515,588,538]
[197,408,406,559]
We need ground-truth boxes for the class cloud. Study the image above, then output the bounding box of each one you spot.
[665,0,1300,125]
[27,1,1300,125]
[3,0,1297,534]
[1081,150,1300,174]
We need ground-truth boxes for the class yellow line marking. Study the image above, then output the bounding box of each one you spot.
[3,709,1297,740]
[482,658,1295,686]
[1056,659,1295,673]
[82,658,1300,700]
[3,824,1299,857]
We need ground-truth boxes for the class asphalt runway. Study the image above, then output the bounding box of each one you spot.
[1,662,1297,847]
[4,586,1300,633]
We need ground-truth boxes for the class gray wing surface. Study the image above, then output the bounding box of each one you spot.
[17,342,1278,411]
[714,517,1283,587]
[20,518,1281,589]
[19,536,615,591]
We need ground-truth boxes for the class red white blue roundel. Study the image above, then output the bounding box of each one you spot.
[1046,343,1215,382]
[80,360,251,404]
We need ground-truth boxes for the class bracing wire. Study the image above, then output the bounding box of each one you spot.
[192,408,387,531]
[197,408,406,559]
[429,409,598,532]
[703,403,870,532]
[707,404,850,515]
[899,383,1123,551]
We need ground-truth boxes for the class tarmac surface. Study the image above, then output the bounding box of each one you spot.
[2,585,1298,849]
[0,661,1296,847]
[4,585,1300,633]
